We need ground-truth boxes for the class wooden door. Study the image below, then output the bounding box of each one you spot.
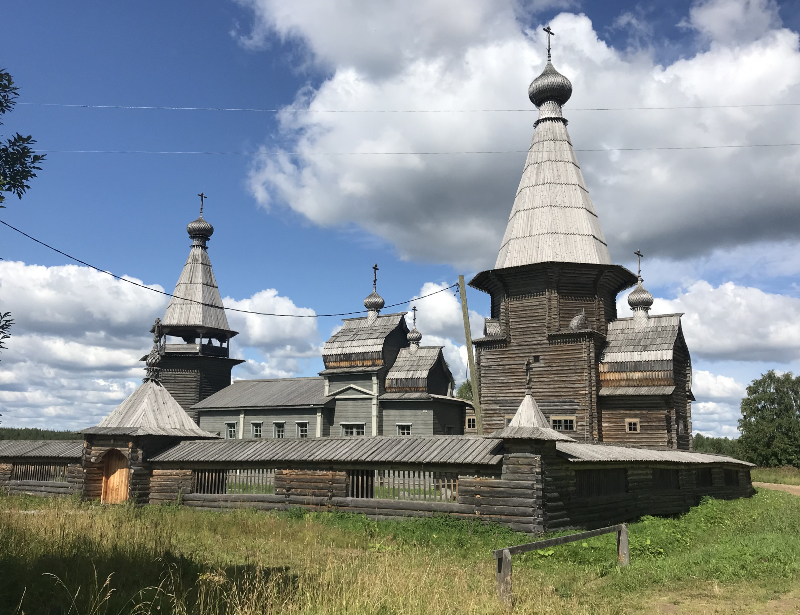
[101,449,129,504]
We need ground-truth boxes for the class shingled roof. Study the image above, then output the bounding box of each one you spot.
[161,214,235,339]
[494,57,612,269]
[0,440,83,460]
[385,346,452,392]
[557,442,752,466]
[82,379,216,438]
[600,313,690,395]
[322,313,407,369]
[193,377,328,410]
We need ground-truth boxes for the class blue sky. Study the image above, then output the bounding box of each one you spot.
[2,0,800,436]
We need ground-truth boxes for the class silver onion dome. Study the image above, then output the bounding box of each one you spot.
[363,290,385,311]
[187,215,214,240]
[528,61,572,107]
[407,327,422,344]
[628,277,654,311]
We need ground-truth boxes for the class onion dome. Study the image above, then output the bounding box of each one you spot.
[528,61,572,107]
[364,290,385,311]
[187,215,214,241]
[144,343,162,382]
[568,310,587,331]
[407,327,422,345]
[628,277,654,311]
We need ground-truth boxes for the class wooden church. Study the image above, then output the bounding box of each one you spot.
[467,45,693,449]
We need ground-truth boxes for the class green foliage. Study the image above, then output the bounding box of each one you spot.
[0,426,80,440]
[0,68,45,206]
[751,466,800,486]
[738,370,800,467]
[693,432,741,457]
[455,379,472,401]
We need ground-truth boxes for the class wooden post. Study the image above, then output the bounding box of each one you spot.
[496,548,512,605]
[617,523,630,567]
[459,275,483,435]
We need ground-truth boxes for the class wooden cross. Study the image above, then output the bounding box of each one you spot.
[198,192,207,216]
[525,358,532,392]
[372,263,379,290]
[412,305,417,328]
[634,249,644,277]
[543,26,555,60]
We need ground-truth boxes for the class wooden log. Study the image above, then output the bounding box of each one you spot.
[496,549,512,605]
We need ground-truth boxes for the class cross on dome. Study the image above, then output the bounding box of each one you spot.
[543,26,554,60]
[407,305,422,347]
[363,263,385,319]
[198,192,207,216]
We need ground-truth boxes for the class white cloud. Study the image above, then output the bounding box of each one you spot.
[692,369,747,400]
[693,400,742,437]
[239,0,800,270]
[0,262,320,430]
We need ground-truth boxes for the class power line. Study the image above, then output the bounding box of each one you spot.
[36,143,800,155]
[18,101,800,112]
[0,219,457,318]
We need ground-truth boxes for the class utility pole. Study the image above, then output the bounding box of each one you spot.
[459,275,483,435]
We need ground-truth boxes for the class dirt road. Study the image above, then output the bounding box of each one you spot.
[753,482,800,496]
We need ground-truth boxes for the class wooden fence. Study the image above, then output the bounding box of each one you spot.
[10,462,68,482]
[348,469,459,502]
[193,469,275,495]
[493,524,630,604]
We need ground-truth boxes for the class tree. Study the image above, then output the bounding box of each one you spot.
[693,433,740,458]
[738,370,800,467]
[0,68,45,206]
[456,379,472,401]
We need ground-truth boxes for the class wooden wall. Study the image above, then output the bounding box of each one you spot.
[159,355,239,421]
[0,461,83,497]
[599,397,672,448]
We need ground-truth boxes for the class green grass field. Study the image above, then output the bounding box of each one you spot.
[1,488,799,614]
[751,466,800,486]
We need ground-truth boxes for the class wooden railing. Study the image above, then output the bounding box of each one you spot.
[347,469,459,502]
[192,469,275,495]
[493,524,630,604]
[10,463,67,482]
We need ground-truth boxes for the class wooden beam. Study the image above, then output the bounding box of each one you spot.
[496,549,512,605]
[459,275,483,435]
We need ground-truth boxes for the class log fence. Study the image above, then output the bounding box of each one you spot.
[493,524,629,604]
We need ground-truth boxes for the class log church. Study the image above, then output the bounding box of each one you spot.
[0,34,752,529]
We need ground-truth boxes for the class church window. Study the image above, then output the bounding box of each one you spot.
[273,422,285,439]
[297,422,309,438]
[251,422,262,438]
[467,417,476,430]
[225,423,236,439]
[551,416,576,431]
[397,424,411,436]
[626,419,640,433]
[342,423,366,436]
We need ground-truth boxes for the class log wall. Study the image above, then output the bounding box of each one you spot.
[0,461,83,497]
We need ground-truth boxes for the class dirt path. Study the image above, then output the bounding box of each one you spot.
[753,482,800,496]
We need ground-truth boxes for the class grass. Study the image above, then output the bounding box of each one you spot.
[751,466,800,486]
[1,488,799,614]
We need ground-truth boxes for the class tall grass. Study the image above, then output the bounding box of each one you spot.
[752,466,800,486]
[1,489,799,614]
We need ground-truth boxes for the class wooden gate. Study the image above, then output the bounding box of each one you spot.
[101,449,129,504]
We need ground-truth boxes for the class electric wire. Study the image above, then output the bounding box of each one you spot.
[0,219,458,318]
[35,143,800,156]
[18,101,800,112]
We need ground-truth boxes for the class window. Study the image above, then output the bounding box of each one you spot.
[273,422,285,439]
[467,417,476,430]
[575,469,627,497]
[296,422,309,439]
[225,423,237,439]
[551,416,576,431]
[532,355,540,363]
[444,425,455,435]
[342,423,365,436]
[505,416,514,427]
[626,419,640,433]
[724,469,740,487]
[251,422,262,438]
[652,469,680,490]
[397,424,412,436]
[696,467,713,488]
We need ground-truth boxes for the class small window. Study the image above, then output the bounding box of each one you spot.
[532,355,540,363]
[397,424,411,436]
[251,422,262,438]
[467,417,476,430]
[296,422,309,439]
[551,416,576,431]
[444,425,455,435]
[696,467,713,488]
[342,423,365,436]
[225,423,237,439]
[576,469,627,497]
[274,422,285,439]
[505,416,514,427]
[626,419,640,433]
[724,469,740,487]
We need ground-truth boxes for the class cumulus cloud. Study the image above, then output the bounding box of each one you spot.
[692,400,742,437]
[693,369,747,400]
[239,0,800,270]
[0,262,320,430]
